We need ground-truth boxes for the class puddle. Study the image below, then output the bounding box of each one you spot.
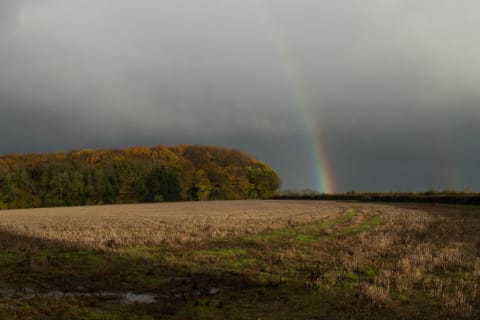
[122,292,156,304]
[0,288,157,304]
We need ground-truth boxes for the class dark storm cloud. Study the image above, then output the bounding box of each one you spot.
[1,0,480,191]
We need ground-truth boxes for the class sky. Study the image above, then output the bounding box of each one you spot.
[1,0,479,192]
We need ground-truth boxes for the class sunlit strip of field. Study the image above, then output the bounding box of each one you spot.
[0,200,342,249]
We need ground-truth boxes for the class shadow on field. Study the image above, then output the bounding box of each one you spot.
[392,202,480,217]
[390,203,480,244]
[0,227,263,319]
[0,227,85,252]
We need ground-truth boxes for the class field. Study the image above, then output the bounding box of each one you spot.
[0,200,479,319]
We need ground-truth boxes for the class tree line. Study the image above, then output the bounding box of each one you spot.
[0,145,281,209]
[274,190,480,205]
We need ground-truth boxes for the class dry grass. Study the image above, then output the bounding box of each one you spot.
[315,204,480,319]
[0,200,344,249]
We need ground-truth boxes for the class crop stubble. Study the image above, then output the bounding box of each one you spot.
[0,200,344,249]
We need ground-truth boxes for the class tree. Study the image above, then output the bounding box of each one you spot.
[0,169,12,209]
[248,165,281,199]
[145,167,181,202]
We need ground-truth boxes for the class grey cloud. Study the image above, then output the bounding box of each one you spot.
[0,1,19,29]
[1,0,479,191]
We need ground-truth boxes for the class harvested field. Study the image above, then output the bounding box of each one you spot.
[0,200,479,319]
[0,200,342,249]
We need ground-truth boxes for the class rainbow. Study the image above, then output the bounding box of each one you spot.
[255,2,336,193]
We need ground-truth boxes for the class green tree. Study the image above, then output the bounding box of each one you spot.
[145,167,181,202]
[0,169,13,209]
[248,165,281,199]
